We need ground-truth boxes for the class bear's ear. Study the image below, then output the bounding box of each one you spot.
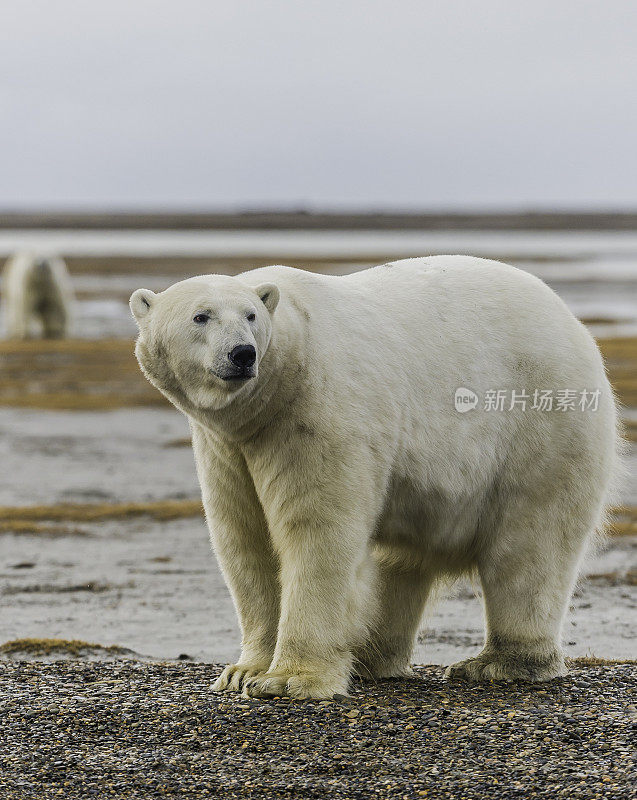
[129,289,156,325]
[255,283,280,314]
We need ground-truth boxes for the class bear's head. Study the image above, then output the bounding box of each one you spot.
[130,275,279,411]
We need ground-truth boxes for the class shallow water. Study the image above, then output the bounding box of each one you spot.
[2,229,636,338]
[3,227,637,259]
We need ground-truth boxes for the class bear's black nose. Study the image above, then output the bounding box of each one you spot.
[228,344,256,369]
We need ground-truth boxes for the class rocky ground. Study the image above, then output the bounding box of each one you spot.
[0,660,634,799]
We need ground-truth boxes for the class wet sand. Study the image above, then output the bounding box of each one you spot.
[0,509,635,665]
[0,244,635,666]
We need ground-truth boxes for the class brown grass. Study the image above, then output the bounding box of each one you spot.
[0,339,167,410]
[586,570,637,586]
[0,335,635,411]
[0,499,203,534]
[0,638,131,657]
[622,419,637,442]
[609,506,637,537]
[597,336,637,408]
[0,500,632,539]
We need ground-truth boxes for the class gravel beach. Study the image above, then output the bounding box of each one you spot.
[0,660,634,799]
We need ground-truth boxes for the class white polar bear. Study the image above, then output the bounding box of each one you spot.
[2,252,74,339]
[130,256,621,699]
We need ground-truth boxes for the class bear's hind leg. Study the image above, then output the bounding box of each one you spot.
[354,549,433,680]
[41,304,68,339]
[445,494,597,682]
[5,298,30,339]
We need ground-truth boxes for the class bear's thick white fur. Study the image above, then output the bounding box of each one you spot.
[2,252,74,339]
[131,256,621,699]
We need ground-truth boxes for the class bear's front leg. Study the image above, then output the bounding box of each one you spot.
[242,527,373,699]
[244,418,383,698]
[242,441,379,699]
[191,425,281,693]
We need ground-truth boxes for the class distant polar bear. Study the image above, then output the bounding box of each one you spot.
[2,252,74,339]
[130,256,621,699]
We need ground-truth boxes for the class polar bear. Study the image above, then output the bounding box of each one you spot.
[2,252,74,339]
[130,256,620,699]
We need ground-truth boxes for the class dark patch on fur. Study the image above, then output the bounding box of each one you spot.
[289,295,311,322]
[296,421,317,438]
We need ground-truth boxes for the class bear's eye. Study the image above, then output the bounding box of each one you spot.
[193,313,210,324]
[247,312,256,322]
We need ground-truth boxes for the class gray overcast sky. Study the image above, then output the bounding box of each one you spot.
[1,0,636,210]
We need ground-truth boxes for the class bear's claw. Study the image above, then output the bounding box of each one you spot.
[212,663,270,693]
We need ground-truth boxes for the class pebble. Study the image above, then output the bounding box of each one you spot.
[0,661,633,799]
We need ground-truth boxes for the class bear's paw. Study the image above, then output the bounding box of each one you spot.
[444,650,566,683]
[242,668,348,700]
